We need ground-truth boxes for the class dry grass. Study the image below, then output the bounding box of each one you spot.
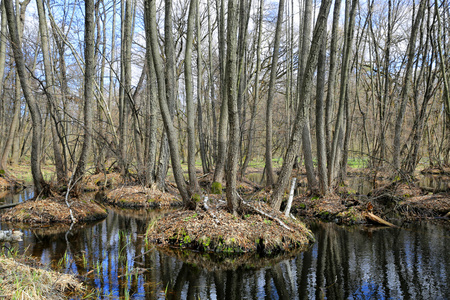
[103,186,182,208]
[82,172,124,191]
[0,251,83,299]
[0,196,107,224]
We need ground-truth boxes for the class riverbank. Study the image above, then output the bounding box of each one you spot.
[0,251,83,299]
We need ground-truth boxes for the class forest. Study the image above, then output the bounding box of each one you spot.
[0,0,449,298]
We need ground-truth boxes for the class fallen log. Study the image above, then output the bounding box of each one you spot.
[364,212,397,227]
[0,202,20,210]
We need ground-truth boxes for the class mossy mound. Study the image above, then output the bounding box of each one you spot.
[146,202,314,255]
[101,186,182,208]
[0,251,84,299]
[82,172,124,191]
[292,194,366,225]
[211,182,223,194]
[0,196,107,224]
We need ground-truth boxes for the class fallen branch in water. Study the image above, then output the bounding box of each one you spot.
[364,212,397,227]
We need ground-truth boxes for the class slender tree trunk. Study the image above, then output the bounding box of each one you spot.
[185,0,200,192]
[0,0,7,172]
[213,0,228,185]
[298,0,318,191]
[197,2,209,174]
[36,0,66,184]
[325,0,342,178]
[265,0,285,188]
[145,0,191,207]
[241,0,264,177]
[392,0,426,172]
[270,0,332,211]
[316,33,328,195]
[329,0,357,186]
[225,0,240,215]
[72,0,95,185]
[207,0,217,163]
[4,0,47,194]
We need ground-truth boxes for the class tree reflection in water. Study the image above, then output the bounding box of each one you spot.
[1,206,449,299]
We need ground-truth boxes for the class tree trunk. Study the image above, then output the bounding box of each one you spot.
[185,0,200,192]
[265,0,285,188]
[329,0,357,186]
[36,0,66,184]
[72,0,95,185]
[145,0,191,207]
[225,0,240,215]
[213,0,228,185]
[392,0,426,172]
[240,0,264,177]
[316,33,328,195]
[4,0,46,194]
[270,0,332,211]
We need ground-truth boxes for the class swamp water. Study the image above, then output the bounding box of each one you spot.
[1,189,449,299]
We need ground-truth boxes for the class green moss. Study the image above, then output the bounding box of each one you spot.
[298,203,306,209]
[211,182,222,194]
[0,169,5,175]
[183,213,198,221]
[192,193,202,203]
[183,235,191,244]
[147,198,155,203]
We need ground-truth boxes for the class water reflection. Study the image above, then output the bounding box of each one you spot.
[1,192,449,299]
[0,187,34,204]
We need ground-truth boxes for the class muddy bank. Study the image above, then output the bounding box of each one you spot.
[98,186,183,208]
[147,201,314,255]
[0,196,107,224]
[0,251,83,299]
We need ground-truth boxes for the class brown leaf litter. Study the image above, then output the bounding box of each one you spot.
[146,201,314,255]
[100,185,183,208]
[82,172,124,191]
[0,177,10,190]
[0,196,107,224]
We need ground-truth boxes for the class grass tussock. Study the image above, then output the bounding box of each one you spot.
[146,201,314,255]
[102,186,183,208]
[0,249,83,299]
[0,196,107,224]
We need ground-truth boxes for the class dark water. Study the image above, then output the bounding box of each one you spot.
[1,190,449,299]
